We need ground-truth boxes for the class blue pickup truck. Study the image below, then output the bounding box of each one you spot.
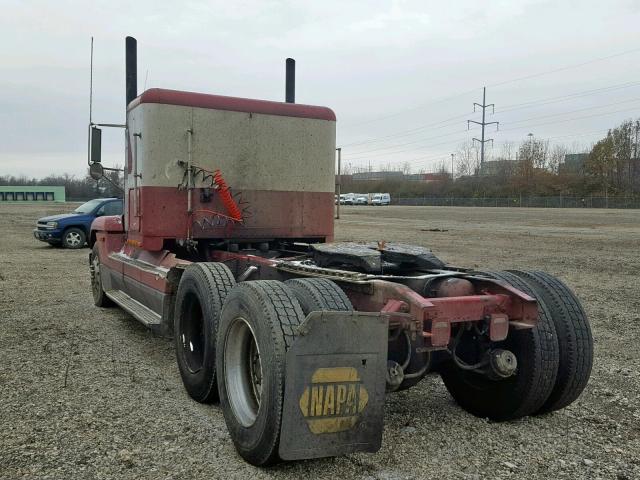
[33,198,123,249]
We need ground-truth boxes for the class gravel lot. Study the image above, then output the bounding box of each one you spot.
[1,203,639,480]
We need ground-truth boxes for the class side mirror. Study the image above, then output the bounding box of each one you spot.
[89,161,104,180]
[90,126,102,164]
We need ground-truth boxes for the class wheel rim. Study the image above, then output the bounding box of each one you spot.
[66,231,82,246]
[224,317,263,427]
[453,329,519,389]
[180,293,205,373]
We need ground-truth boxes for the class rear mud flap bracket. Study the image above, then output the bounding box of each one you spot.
[279,311,388,461]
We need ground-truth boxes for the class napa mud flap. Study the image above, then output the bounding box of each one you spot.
[279,311,388,461]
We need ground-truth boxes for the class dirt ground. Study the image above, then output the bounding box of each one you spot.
[1,203,638,480]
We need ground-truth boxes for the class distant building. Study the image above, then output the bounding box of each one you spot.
[0,185,66,202]
[559,153,588,174]
[479,159,518,176]
[341,171,450,183]
[335,174,353,184]
[352,171,405,182]
[406,173,449,183]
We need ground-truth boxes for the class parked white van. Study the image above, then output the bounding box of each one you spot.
[371,193,391,205]
[340,193,356,205]
[354,195,369,205]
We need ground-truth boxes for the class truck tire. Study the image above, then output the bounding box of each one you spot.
[89,245,114,307]
[508,270,593,413]
[217,281,305,466]
[62,227,86,249]
[174,263,235,404]
[439,271,560,421]
[285,277,352,314]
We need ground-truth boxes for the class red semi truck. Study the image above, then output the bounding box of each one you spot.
[88,37,593,466]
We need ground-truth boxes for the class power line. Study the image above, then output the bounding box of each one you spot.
[501,104,640,132]
[403,130,605,172]
[341,80,640,149]
[343,129,469,159]
[346,94,640,160]
[344,128,469,157]
[344,134,471,162]
[343,96,640,168]
[346,107,627,165]
[545,130,609,141]
[341,112,471,148]
[487,47,640,89]
[343,88,477,128]
[490,130,608,151]
[347,127,613,171]
[504,96,640,126]
[467,87,498,166]
[497,81,640,113]
[342,47,640,130]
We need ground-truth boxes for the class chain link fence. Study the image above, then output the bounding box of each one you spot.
[395,196,640,209]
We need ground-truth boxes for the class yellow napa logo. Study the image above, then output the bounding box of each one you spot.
[298,367,368,434]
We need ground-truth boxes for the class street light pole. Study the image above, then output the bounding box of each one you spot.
[336,147,341,220]
[527,133,534,194]
[451,153,455,179]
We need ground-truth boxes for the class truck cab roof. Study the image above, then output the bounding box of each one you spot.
[128,88,336,122]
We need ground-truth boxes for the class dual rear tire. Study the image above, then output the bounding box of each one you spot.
[507,270,593,413]
[174,274,351,465]
[173,263,236,403]
[440,270,593,420]
[216,281,304,466]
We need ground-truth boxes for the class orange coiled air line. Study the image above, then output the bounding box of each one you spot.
[213,169,243,221]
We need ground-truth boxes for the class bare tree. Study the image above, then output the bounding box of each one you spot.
[549,144,568,174]
[456,141,478,177]
[501,141,516,161]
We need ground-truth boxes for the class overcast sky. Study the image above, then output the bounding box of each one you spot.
[2,0,640,178]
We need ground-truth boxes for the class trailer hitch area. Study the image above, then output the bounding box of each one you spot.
[279,311,388,461]
[349,279,538,352]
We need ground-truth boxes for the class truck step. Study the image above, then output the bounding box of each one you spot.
[105,289,162,327]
